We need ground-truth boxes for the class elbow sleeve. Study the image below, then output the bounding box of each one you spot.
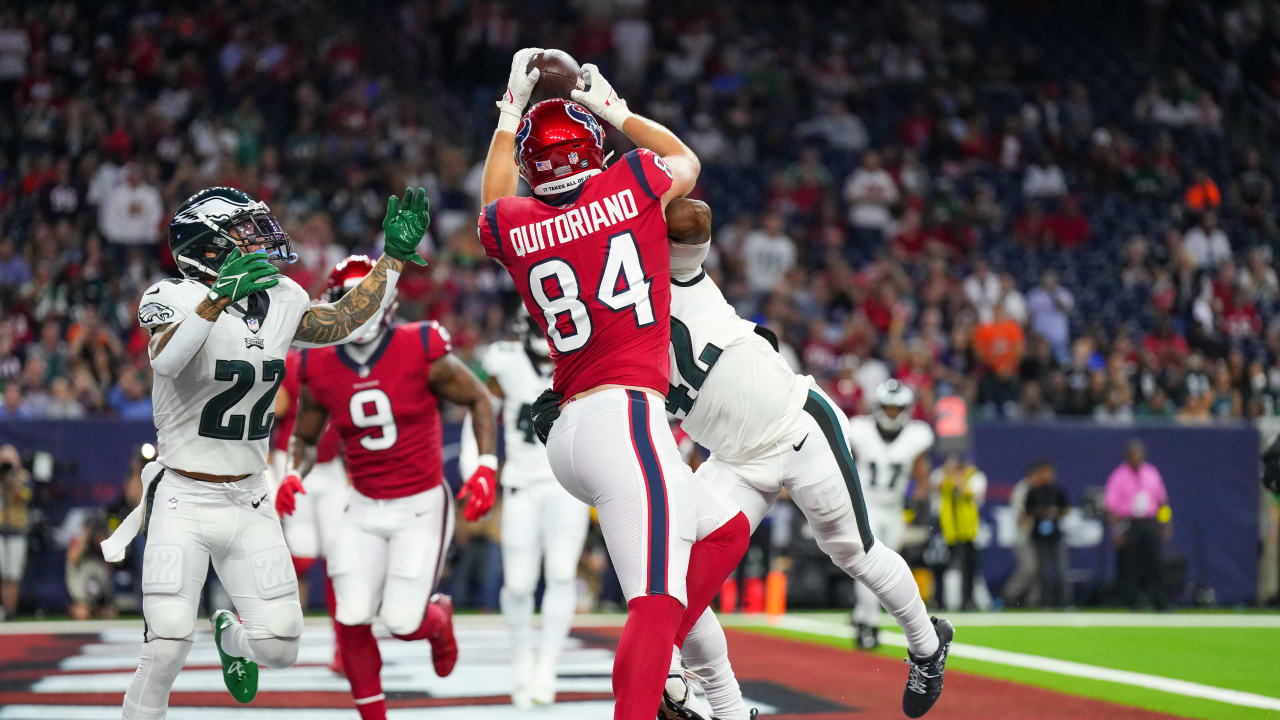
[669,239,709,281]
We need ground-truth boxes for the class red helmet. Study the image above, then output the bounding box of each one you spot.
[325,255,397,343]
[516,99,606,198]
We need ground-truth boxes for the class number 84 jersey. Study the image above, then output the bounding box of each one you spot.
[298,322,453,499]
[139,276,311,476]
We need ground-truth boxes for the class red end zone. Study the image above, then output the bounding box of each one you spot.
[0,625,1187,719]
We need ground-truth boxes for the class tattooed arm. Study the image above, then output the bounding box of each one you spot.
[293,254,404,346]
[147,296,229,376]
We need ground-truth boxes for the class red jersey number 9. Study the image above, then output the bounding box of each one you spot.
[349,388,398,451]
[527,231,654,354]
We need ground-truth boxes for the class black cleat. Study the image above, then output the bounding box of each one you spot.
[658,674,710,720]
[902,617,953,718]
[853,622,880,650]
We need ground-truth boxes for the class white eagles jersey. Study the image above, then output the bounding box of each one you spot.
[668,269,811,462]
[139,276,311,476]
[846,416,935,511]
[483,341,556,488]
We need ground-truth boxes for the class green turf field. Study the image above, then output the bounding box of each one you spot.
[743,614,1280,720]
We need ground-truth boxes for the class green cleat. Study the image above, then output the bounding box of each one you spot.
[211,609,258,704]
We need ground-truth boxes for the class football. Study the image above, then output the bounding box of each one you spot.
[527,49,583,104]
[667,197,712,245]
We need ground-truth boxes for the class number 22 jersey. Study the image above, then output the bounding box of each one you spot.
[138,275,311,476]
[297,322,453,499]
[478,148,676,399]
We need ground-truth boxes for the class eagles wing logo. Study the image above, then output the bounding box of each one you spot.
[565,103,603,149]
[138,303,174,325]
[244,336,265,349]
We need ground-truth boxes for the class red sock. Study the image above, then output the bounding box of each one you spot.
[614,594,684,720]
[292,555,316,579]
[391,600,445,641]
[337,622,385,720]
[676,512,750,647]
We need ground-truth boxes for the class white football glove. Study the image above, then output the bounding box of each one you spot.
[570,63,633,129]
[496,47,543,134]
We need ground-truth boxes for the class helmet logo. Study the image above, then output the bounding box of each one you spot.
[535,160,552,171]
[515,116,532,155]
[565,103,603,149]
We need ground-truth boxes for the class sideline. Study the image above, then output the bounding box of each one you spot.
[769,615,1280,713]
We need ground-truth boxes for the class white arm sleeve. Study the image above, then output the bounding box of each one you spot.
[139,280,214,377]
[149,313,216,377]
[291,267,401,348]
[458,411,478,481]
[669,239,710,281]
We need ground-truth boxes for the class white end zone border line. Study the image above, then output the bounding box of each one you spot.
[770,615,1280,713]
[780,611,1280,629]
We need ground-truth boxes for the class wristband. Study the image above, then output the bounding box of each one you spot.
[476,453,499,471]
[497,107,522,135]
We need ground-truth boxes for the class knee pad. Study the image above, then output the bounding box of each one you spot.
[141,544,195,639]
[262,600,304,639]
[380,602,428,637]
[335,595,377,627]
[144,601,196,640]
[503,561,539,597]
[250,636,300,669]
[543,553,578,587]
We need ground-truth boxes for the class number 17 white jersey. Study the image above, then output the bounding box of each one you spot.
[139,276,311,476]
[845,416,935,512]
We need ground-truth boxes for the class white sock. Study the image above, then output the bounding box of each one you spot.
[538,577,576,667]
[848,543,938,658]
[501,585,534,652]
[680,609,751,720]
[123,637,192,720]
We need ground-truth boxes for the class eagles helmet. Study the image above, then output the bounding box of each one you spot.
[514,305,551,359]
[168,187,295,281]
[872,379,915,434]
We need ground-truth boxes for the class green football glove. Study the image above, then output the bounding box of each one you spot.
[382,186,430,266]
[207,251,280,303]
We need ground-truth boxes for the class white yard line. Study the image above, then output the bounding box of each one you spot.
[774,611,1280,629]
[771,615,1280,712]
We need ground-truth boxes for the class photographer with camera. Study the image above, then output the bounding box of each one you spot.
[0,444,31,619]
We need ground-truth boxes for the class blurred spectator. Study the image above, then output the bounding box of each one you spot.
[0,444,30,619]
[99,163,164,246]
[930,453,987,611]
[1022,150,1068,198]
[1026,270,1074,364]
[1093,384,1135,425]
[974,303,1025,415]
[1184,167,1222,214]
[999,272,1028,326]
[1232,146,1273,232]
[1183,211,1231,269]
[963,259,1001,322]
[1003,462,1041,607]
[742,212,796,298]
[1046,196,1090,248]
[66,508,116,619]
[796,100,868,153]
[1105,439,1171,609]
[108,367,152,420]
[1023,460,1070,607]
[844,150,898,244]
[0,237,30,287]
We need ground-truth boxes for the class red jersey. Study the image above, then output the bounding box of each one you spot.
[479,148,675,398]
[297,322,452,499]
[274,350,340,463]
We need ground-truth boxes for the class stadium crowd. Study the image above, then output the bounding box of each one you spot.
[0,0,1277,429]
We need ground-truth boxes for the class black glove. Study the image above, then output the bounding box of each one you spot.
[531,388,564,445]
